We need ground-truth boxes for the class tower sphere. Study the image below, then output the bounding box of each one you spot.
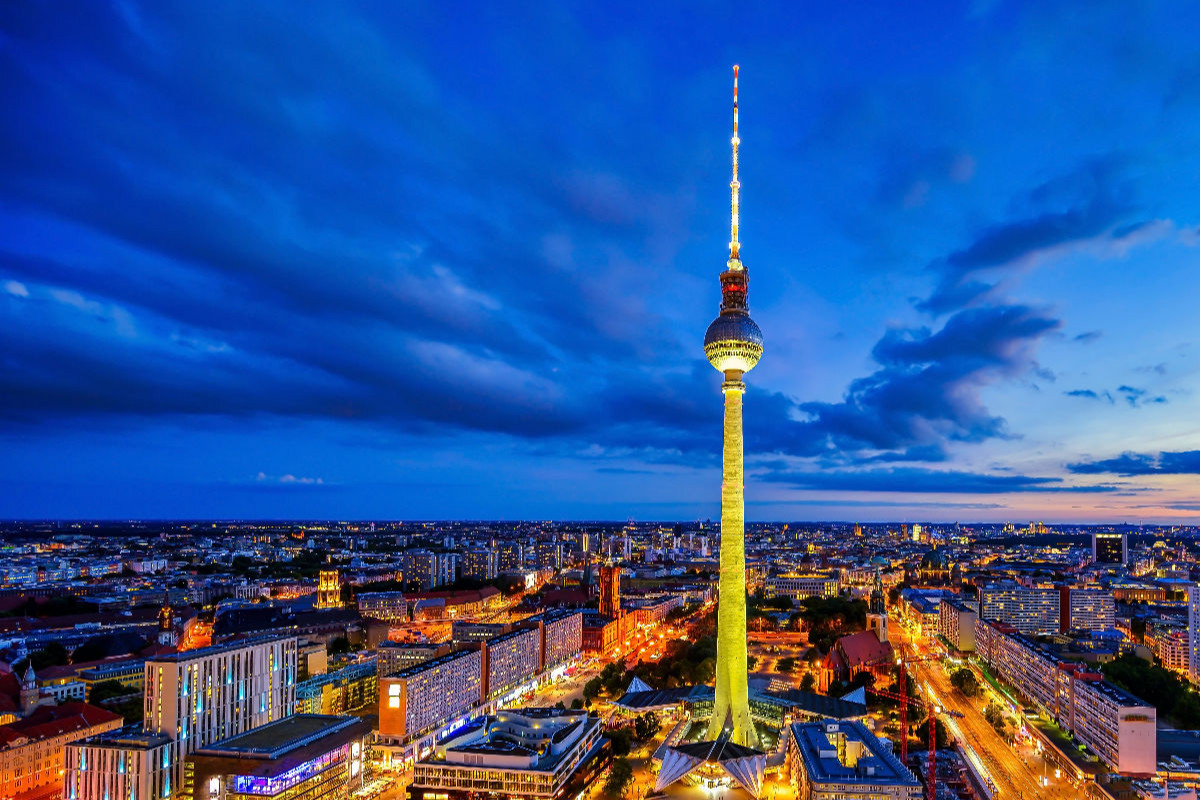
[704,311,763,374]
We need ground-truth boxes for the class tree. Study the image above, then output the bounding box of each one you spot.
[949,667,980,698]
[89,679,134,703]
[327,636,352,656]
[570,698,584,710]
[777,657,796,674]
[747,655,758,671]
[800,673,816,692]
[604,757,634,797]
[606,727,633,757]
[583,677,603,703]
[633,711,661,742]
[554,701,567,711]
[984,703,1007,736]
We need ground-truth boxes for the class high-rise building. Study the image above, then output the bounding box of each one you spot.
[462,548,499,580]
[1093,532,1128,565]
[1188,585,1200,684]
[703,66,763,747]
[1059,587,1116,632]
[65,636,298,800]
[599,564,621,618]
[979,583,1060,635]
[316,569,342,609]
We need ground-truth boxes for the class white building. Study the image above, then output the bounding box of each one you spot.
[979,583,1059,634]
[1188,585,1200,685]
[64,636,298,800]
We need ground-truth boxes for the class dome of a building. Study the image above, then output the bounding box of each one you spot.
[704,311,763,374]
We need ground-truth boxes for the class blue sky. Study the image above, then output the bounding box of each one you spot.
[2,1,1199,522]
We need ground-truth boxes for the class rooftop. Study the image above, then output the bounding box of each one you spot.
[146,634,295,663]
[790,719,919,787]
[196,714,366,758]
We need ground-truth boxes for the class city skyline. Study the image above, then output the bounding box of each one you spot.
[3,2,1200,522]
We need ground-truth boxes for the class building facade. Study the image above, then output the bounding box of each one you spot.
[65,636,298,800]
[973,620,1156,775]
[1060,587,1116,633]
[765,574,839,604]
[185,714,370,800]
[938,598,977,652]
[355,591,408,622]
[378,649,483,745]
[785,719,921,800]
[979,583,1059,635]
[0,702,121,800]
[408,708,606,800]
[483,627,540,700]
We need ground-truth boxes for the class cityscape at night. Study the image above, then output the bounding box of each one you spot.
[2,3,1200,800]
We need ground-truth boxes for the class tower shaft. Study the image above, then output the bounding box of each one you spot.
[707,377,757,746]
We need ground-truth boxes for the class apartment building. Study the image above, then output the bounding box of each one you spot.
[483,626,541,700]
[461,549,499,580]
[938,598,977,652]
[356,591,408,621]
[979,583,1059,634]
[1060,587,1116,633]
[0,703,121,800]
[378,649,484,745]
[973,620,1156,775]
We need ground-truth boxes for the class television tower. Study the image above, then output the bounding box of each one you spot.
[704,65,763,747]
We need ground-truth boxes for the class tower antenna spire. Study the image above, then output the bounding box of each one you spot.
[730,65,741,264]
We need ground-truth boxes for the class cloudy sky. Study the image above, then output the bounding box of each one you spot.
[2,1,1199,522]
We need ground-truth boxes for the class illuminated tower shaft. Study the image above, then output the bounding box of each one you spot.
[703,65,762,747]
[708,378,755,744]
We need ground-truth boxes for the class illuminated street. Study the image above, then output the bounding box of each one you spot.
[893,621,1088,799]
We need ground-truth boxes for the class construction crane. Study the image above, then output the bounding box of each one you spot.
[855,653,944,763]
[867,686,963,800]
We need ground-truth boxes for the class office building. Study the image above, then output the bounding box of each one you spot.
[295,659,378,715]
[65,636,298,800]
[765,574,839,604]
[1060,587,1116,633]
[979,583,1059,634]
[408,708,607,800]
[784,719,921,800]
[186,714,371,800]
[1093,532,1128,565]
[356,591,408,622]
[0,702,121,800]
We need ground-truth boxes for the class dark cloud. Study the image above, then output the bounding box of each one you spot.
[741,304,1061,461]
[1068,450,1200,476]
[1117,385,1168,407]
[918,158,1141,314]
[1065,389,1114,404]
[761,467,1118,494]
[1073,331,1103,343]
